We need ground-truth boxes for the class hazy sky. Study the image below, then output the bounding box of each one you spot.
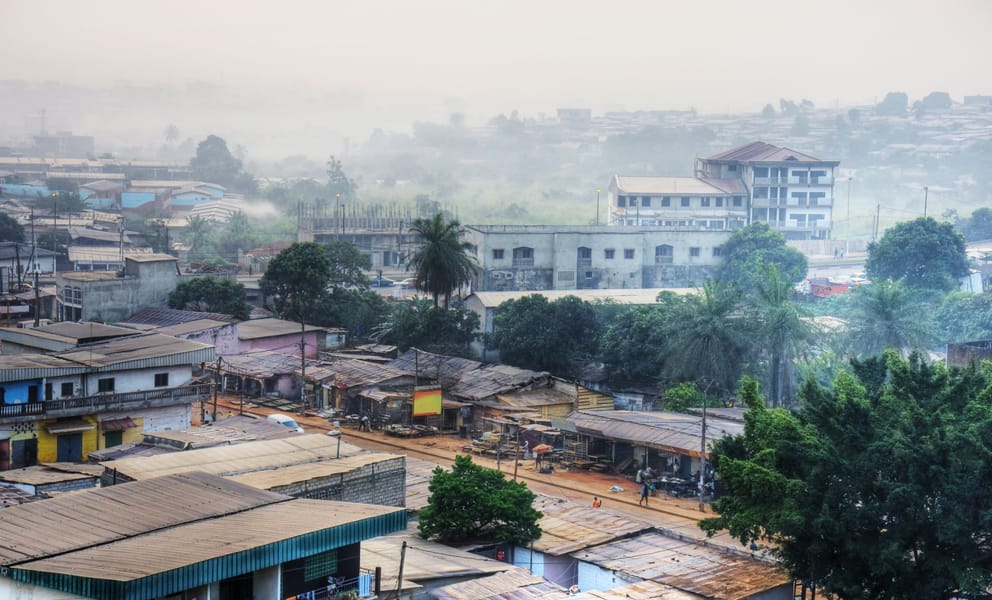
[2,0,990,119]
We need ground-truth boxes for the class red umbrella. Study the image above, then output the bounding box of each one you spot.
[532,444,553,454]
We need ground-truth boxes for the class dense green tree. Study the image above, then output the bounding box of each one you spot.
[311,287,391,341]
[866,217,969,291]
[408,214,476,308]
[490,294,600,375]
[0,213,24,243]
[751,265,815,407]
[259,242,332,321]
[934,291,992,343]
[33,190,88,214]
[214,212,257,261]
[958,207,992,242]
[702,356,992,599]
[418,455,542,545]
[598,305,672,384]
[375,298,478,356]
[661,282,750,396]
[190,135,257,193]
[876,91,909,115]
[168,276,250,320]
[842,279,936,357]
[715,223,808,293]
[184,215,221,264]
[324,240,371,289]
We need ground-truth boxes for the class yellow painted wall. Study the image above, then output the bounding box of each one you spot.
[36,416,145,461]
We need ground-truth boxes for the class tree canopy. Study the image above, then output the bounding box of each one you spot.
[407,214,476,307]
[418,455,542,546]
[259,242,331,321]
[324,240,371,289]
[841,279,936,357]
[865,217,969,291]
[168,276,250,320]
[0,213,24,243]
[715,223,808,293]
[190,135,257,193]
[701,357,992,599]
[958,207,992,242]
[490,294,600,375]
[375,298,479,356]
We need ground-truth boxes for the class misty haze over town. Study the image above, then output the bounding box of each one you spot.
[0,1,991,599]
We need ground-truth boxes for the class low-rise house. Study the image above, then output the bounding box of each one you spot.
[0,471,406,599]
[57,253,183,322]
[0,321,139,355]
[0,332,214,468]
[0,242,57,278]
[0,462,102,496]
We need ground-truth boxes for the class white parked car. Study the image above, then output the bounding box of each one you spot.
[267,413,304,433]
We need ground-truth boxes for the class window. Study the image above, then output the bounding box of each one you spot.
[105,430,123,448]
[61,382,73,397]
[585,271,593,279]
[642,196,651,207]
[754,187,768,199]
[661,196,671,207]
[713,247,724,257]
[681,197,690,207]
[604,249,615,259]
[793,170,808,184]
[655,245,673,264]
[810,191,826,205]
[98,378,115,393]
[154,373,169,387]
[624,248,635,259]
[715,198,723,207]
[754,167,769,178]
[701,197,711,207]
[0,387,5,403]
[733,196,743,207]
[617,195,627,208]
[492,249,504,260]
[578,247,592,259]
[689,247,701,258]
[512,247,534,267]
[728,165,737,172]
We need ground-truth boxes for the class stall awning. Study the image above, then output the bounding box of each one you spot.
[101,417,136,432]
[46,419,95,435]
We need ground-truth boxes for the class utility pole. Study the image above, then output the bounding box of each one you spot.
[33,265,40,327]
[212,356,222,423]
[923,186,929,218]
[873,204,881,241]
[300,319,307,413]
[395,541,407,600]
[595,188,601,226]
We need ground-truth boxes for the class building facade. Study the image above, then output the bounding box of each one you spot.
[464,225,731,292]
[609,141,839,240]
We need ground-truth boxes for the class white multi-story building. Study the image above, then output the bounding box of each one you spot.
[609,141,839,240]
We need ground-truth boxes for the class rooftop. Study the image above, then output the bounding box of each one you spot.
[122,307,240,328]
[705,140,836,164]
[612,176,745,196]
[565,410,743,458]
[237,317,323,340]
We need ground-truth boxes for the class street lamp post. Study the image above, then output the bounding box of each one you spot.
[595,188,601,226]
[698,377,715,512]
[923,186,929,218]
[846,176,853,256]
[335,193,343,238]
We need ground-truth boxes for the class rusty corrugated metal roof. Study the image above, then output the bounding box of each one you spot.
[565,410,743,458]
[572,580,698,599]
[429,567,568,600]
[226,453,403,490]
[532,495,653,556]
[574,531,790,599]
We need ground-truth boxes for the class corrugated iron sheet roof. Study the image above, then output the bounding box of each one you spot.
[390,348,482,381]
[532,495,653,556]
[210,350,313,377]
[613,176,730,196]
[237,318,323,340]
[68,245,152,262]
[0,465,98,486]
[705,140,832,164]
[226,453,403,490]
[100,434,366,481]
[497,387,573,408]
[310,358,411,388]
[54,332,215,371]
[449,364,549,402]
[572,580,698,599]
[429,567,567,600]
[122,307,239,327]
[573,531,790,599]
[0,471,285,566]
[565,410,743,457]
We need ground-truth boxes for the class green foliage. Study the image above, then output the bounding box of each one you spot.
[876,91,909,116]
[184,215,224,264]
[259,242,332,321]
[418,455,542,545]
[190,135,257,193]
[214,212,258,261]
[957,206,992,242]
[660,282,750,396]
[324,240,371,289]
[598,305,673,384]
[715,223,808,293]
[168,276,250,320]
[33,190,89,214]
[311,287,391,341]
[841,280,936,357]
[934,291,992,343]
[490,294,600,375]
[661,381,722,412]
[865,217,969,291]
[408,214,476,308]
[0,213,24,243]
[376,298,478,356]
[701,356,992,598]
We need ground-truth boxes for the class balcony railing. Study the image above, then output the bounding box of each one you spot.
[0,384,213,421]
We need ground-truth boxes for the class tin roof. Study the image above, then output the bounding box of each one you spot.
[237,317,323,340]
[705,141,835,164]
[573,531,790,599]
[67,226,130,244]
[565,410,743,458]
[219,350,319,377]
[571,580,700,599]
[68,245,152,263]
[449,363,549,402]
[54,332,215,371]
[123,307,240,327]
[0,464,99,486]
[1,472,406,597]
[613,176,735,196]
[532,495,653,556]
[309,358,411,388]
[99,434,365,481]
[0,242,57,260]
[429,567,566,600]
[226,453,403,491]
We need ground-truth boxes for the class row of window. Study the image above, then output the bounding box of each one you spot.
[619,218,743,229]
[580,247,637,260]
[616,195,745,209]
[0,373,170,404]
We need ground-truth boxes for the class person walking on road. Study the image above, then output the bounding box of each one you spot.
[592,496,602,508]
[639,481,650,506]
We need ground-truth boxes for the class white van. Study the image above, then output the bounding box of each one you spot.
[267,413,304,433]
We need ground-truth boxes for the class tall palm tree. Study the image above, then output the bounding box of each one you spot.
[662,281,750,397]
[750,264,814,407]
[408,214,476,308]
[843,279,935,358]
